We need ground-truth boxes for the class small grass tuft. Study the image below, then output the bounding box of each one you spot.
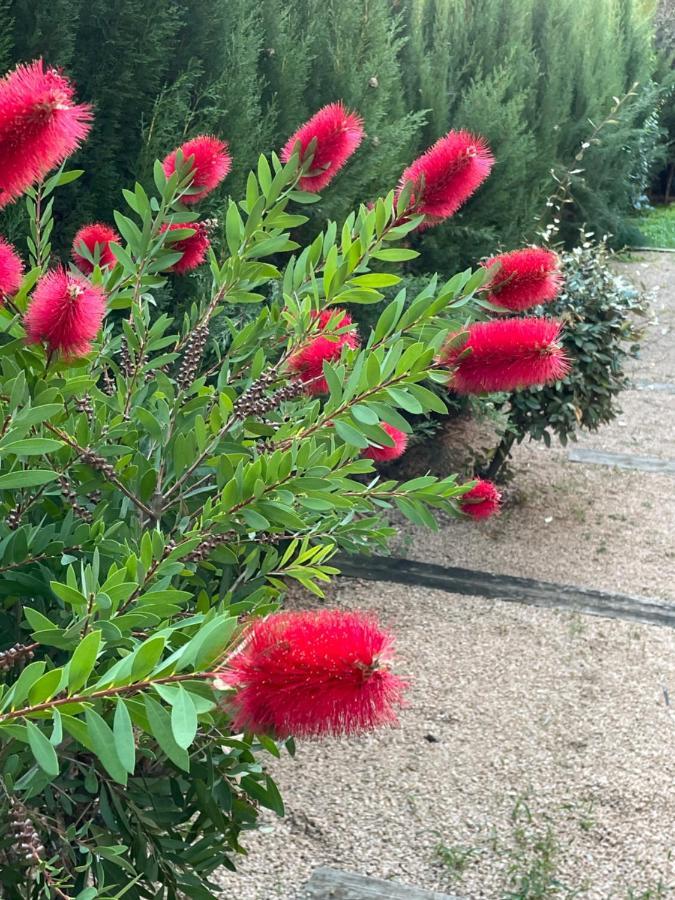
[435,842,477,879]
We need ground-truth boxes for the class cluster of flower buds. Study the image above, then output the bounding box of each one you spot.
[176,323,209,391]
[80,449,115,479]
[58,476,93,523]
[185,530,237,563]
[187,530,283,563]
[101,368,116,396]
[5,501,23,530]
[74,394,94,420]
[233,369,277,417]
[234,371,304,420]
[119,339,132,377]
[7,798,44,866]
[0,642,35,672]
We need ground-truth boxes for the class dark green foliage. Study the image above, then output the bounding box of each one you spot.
[653,0,674,200]
[0,0,668,272]
[485,237,647,479]
[400,0,667,269]
[0,1,13,74]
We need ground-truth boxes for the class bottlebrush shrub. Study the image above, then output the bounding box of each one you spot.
[0,69,525,898]
[485,236,647,479]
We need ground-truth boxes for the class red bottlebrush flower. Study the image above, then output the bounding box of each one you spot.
[288,309,360,394]
[483,247,563,312]
[24,268,106,357]
[398,130,493,226]
[460,478,502,520]
[281,102,364,193]
[71,223,120,274]
[0,60,92,209]
[0,237,24,300]
[224,609,406,738]
[361,422,409,463]
[162,135,231,205]
[442,317,570,394]
[160,222,211,273]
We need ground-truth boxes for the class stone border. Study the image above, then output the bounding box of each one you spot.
[305,867,462,899]
[568,447,675,474]
[631,381,675,394]
[333,554,675,628]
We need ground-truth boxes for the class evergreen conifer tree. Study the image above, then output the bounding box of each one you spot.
[0,0,667,270]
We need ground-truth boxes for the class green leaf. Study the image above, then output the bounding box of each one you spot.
[241,774,285,816]
[0,438,64,456]
[351,404,380,425]
[53,169,84,187]
[333,419,369,449]
[12,404,62,428]
[1,661,45,711]
[75,889,98,900]
[26,721,59,778]
[370,248,419,262]
[0,469,59,489]
[131,636,166,680]
[68,631,102,694]
[348,273,401,288]
[170,686,198,750]
[28,668,63,704]
[50,581,88,608]
[85,708,128,785]
[177,614,237,672]
[113,700,136,775]
[144,696,190,772]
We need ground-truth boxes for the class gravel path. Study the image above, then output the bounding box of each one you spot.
[215,253,675,900]
[216,583,675,900]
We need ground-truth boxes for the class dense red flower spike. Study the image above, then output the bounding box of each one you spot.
[398,130,493,227]
[0,60,92,209]
[281,102,364,193]
[361,422,409,462]
[460,478,502,519]
[0,237,24,300]
[71,223,120,274]
[442,317,570,394]
[162,135,231,205]
[225,609,406,738]
[288,309,360,394]
[25,269,106,357]
[160,222,211,273]
[484,247,563,312]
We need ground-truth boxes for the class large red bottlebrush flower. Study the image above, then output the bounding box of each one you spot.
[160,222,211,273]
[224,609,406,738]
[442,318,570,394]
[0,60,92,209]
[483,247,563,312]
[24,269,106,357]
[0,237,24,300]
[288,309,360,394]
[162,135,231,205]
[281,102,364,193]
[361,422,409,463]
[71,223,120,274]
[398,130,493,227]
[460,478,502,520]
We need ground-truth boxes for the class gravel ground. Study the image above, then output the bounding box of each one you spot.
[216,582,675,900]
[215,254,675,899]
[395,445,675,600]
[620,253,675,384]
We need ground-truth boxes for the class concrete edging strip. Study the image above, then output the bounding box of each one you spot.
[333,554,675,628]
